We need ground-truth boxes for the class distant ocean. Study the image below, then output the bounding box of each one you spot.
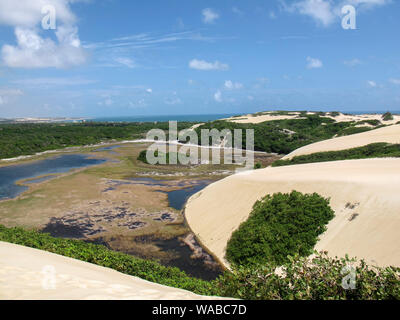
[90,114,236,123]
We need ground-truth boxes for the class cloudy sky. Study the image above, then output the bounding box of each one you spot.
[0,0,399,117]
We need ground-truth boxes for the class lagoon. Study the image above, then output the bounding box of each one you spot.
[0,154,106,201]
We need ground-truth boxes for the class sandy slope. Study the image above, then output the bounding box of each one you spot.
[224,111,400,125]
[185,159,400,269]
[0,241,221,300]
[283,124,400,159]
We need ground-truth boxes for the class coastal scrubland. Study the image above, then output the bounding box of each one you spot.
[196,114,383,154]
[1,224,398,299]
[272,143,400,167]
[0,122,194,159]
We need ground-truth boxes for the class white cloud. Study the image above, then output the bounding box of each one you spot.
[98,98,114,106]
[146,88,153,93]
[283,0,391,27]
[0,88,24,106]
[12,77,96,87]
[367,80,377,87]
[232,7,244,16]
[114,57,136,68]
[224,80,243,90]
[129,99,147,108]
[202,8,219,24]
[214,90,222,102]
[344,58,362,67]
[389,78,400,85]
[306,56,323,68]
[165,97,182,105]
[0,0,87,68]
[189,59,229,71]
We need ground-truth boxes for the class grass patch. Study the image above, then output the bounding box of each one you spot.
[272,143,400,167]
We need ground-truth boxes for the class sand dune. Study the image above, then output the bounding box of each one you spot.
[0,241,221,300]
[185,159,400,269]
[224,111,400,125]
[283,124,400,160]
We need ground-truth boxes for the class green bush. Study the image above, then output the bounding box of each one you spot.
[217,252,400,300]
[382,112,394,121]
[272,143,400,167]
[137,149,184,165]
[226,191,335,267]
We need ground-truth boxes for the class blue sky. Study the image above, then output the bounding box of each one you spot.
[0,0,399,117]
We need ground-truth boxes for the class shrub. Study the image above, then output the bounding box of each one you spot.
[216,252,400,300]
[272,143,400,167]
[226,191,335,267]
[382,112,394,121]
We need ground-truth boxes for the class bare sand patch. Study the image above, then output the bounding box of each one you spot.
[223,111,400,125]
[185,159,400,269]
[283,124,400,159]
[0,241,220,300]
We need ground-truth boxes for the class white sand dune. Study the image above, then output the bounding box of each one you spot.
[185,159,400,269]
[283,124,400,159]
[224,111,400,125]
[0,241,222,300]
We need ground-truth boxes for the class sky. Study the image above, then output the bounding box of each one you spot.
[0,0,399,118]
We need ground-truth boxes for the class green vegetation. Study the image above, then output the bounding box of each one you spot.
[0,122,194,159]
[0,224,399,299]
[226,191,335,267]
[382,112,394,121]
[137,149,186,165]
[196,114,376,154]
[272,143,400,167]
[254,162,263,169]
[220,252,400,300]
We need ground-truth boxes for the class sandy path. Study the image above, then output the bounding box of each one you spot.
[0,241,222,300]
[185,159,400,269]
[283,124,400,159]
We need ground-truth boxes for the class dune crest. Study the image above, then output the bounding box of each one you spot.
[283,124,400,159]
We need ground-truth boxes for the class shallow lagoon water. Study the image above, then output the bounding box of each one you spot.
[0,154,106,200]
[130,178,212,211]
[0,156,221,279]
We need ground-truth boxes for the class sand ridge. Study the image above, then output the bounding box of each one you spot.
[185,158,400,269]
[224,111,400,125]
[0,241,224,300]
[283,124,400,159]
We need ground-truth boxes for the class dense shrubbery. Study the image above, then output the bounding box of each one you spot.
[1,224,399,299]
[217,252,400,300]
[382,112,394,121]
[196,115,373,154]
[0,122,194,159]
[137,149,185,165]
[272,143,400,167]
[226,191,335,267]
